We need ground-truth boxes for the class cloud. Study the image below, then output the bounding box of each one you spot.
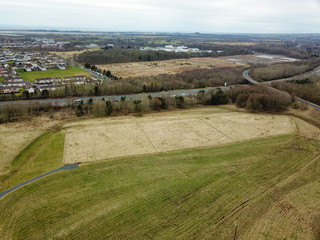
[0,0,319,32]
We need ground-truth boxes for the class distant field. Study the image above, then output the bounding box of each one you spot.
[210,41,257,46]
[147,39,181,45]
[50,47,100,59]
[1,134,320,239]
[97,57,245,78]
[63,107,295,164]
[222,54,299,65]
[20,66,91,83]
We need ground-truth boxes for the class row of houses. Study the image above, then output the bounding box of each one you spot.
[0,50,67,73]
[0,38,70,50]
[0,75,89,94]
[0,75,34,94]
[35,76,87,86]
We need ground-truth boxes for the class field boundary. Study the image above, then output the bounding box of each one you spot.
[137,121,159,152]
[199,117,235,141]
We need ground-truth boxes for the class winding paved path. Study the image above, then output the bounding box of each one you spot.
[0,163,78,199]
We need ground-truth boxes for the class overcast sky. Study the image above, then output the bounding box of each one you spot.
[1,0,320,33]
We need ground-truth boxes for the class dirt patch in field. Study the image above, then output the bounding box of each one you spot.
[63,108,296,164]
[0,117,61,176]
[97,57,245,78]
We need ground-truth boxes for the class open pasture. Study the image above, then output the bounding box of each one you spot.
[1,134,320,239]
[63,108,295,164]
[97,57,245,78]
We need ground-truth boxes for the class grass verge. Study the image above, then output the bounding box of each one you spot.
[0,134,319,239]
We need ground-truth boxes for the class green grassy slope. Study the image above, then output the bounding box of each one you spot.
[0,132,65,192]
[0,134,319,239]
[19,66,90,83]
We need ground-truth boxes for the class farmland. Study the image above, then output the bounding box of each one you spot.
[1,134,320,239]
[63,107,295,164]
[20,66,91,83]
[0,106,320,239]
[97,57,245,78]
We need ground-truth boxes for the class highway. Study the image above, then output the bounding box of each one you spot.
[242,67,320,111]
[0,86,238,108]
[243,66,320,85]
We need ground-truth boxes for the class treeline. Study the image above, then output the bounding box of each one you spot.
[0,104,66,124]
[75,89,230,117]
[250,60,320,81]
[76,49,217,65]
[0,85,295,124]
[226,85,293,112]
[0,67,246,101]
[272,81,320,106]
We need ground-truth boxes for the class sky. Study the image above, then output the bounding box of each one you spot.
[1,0,320,33]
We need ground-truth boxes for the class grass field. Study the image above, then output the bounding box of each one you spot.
[147,40,182,45]
[0,117,61,176]
[97,57,245,78]
[0,77,4,83]
[210,41,257,46]
[0,131,65,192]
[1,134,320,239]
[20,66,91,83]
[50,47,100,59]
[63,107,295,164]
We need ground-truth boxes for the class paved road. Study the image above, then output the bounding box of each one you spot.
[243,66,320,85]
[242,68,320,111]
[70,60,108,83]
[0,164,78,199]
[0,86,241,108]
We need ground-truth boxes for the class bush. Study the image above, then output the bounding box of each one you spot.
[227,85,292,112]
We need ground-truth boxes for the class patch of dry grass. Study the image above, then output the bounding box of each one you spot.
[63,107,296,164]
[50,47,100,59]
[293,117,320,140]
[97,57,245,78]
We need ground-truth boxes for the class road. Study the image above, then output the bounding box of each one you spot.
[242,67,320,111]
[0,164,78,199]
[0,86,240,108]
[243,66,320,85]
[70,60,108,83]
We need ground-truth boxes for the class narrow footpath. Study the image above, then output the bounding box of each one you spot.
[0,163,78,199]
